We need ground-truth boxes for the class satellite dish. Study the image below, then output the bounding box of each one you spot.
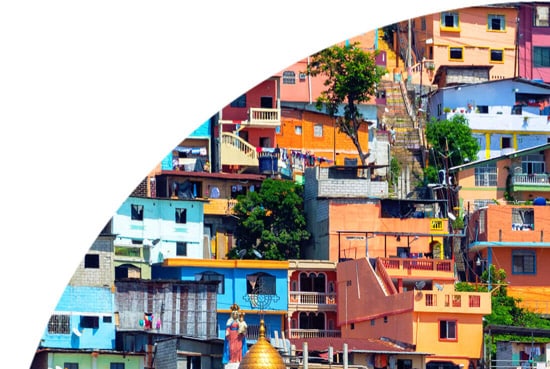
[72,327,82,337]
[252,249,263,259]
[237,249,246,259]
[415,281,426,290]
[435,283,444,291]
[447,212,456,221]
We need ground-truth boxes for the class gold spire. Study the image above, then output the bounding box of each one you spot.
[238,319,286,369]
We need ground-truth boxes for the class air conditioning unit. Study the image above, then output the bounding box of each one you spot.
[299,73,306,80]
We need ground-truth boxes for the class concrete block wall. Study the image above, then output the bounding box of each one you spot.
[69,237,113,287]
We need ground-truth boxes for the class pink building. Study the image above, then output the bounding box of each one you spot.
[518,2,550,83]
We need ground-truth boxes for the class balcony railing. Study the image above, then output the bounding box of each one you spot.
[413,291,491,314]
[288,329,341,339]
[246,107,281,127]
[381,258,453,272]
[512,173,550,185]
[289,292,337,305]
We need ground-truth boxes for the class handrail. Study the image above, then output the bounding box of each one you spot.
[221,132,258,160]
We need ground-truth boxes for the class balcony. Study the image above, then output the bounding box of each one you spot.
[288,329,341,339]
[289,292,337,311]
[412,290,491,315]
[203,198,237,216]
[242,107,281,128]
[511,173,550,192]
[380,257,454,280]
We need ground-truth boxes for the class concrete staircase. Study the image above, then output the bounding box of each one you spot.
[379,79,426,199]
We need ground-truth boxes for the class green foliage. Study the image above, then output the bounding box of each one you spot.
[307,42,387,166]
[228,178,310,260]
[425,114,480,169]
[389,157,401,189]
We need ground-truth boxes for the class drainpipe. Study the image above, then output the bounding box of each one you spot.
[307,56,312,104]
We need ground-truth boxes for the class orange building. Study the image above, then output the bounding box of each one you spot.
[466,203,550,316]
[400,4,519,87]
[277,108,372,169]
[336,257,491,369]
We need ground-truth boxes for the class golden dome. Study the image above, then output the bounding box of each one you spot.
[238,319,286,369]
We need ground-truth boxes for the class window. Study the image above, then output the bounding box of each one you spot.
[282,71,296,84]
[230,94,246,108]
[474,199,492,210]
[80,315,100,329]
[196,271,225,294]
[522,154,546,174]
[103,316,112,323]
[110,364,125,369]
[474,164,497,186]
[488,14,505,31]
[449,47,463,61]
[313,124,323,137]
[439,320,457,340]
[490,49,504,63]
[246,272,276,295]
[114,246,141,257]
[131,204,143,221]
[534,47,550,67]
[534,5,550,27]
[231,184,247,199]
[295,125,302,135]
[512,208,534,231]
[260,96,273,109]
[84,254,100,269]
[441,12,459,30]
[48,314,70,334]
[421,17,426,31]
[501,136,512,149]
[397,360,413,369]
[175,208,187,224]
[176,242,187,256]
[512,250,536,274]
[477,105,489,114]
[64,363,79,369]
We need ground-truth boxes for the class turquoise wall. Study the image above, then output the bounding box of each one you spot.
[41,286,115,350]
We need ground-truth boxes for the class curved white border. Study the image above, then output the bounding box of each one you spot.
[0,0,523,367]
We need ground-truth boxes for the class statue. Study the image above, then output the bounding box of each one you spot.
[222,304,248,367]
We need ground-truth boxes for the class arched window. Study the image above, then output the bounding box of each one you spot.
[299,272,326,292]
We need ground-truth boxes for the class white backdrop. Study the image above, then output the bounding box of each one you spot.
[0,0,527,367]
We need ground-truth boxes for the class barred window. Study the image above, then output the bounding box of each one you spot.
[475,164,497,186]
[512,250,536,274]
[283,71,296,84]
[534,5,550,27]
[48,314,70,334]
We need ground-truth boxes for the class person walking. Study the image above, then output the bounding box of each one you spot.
[389,126,396,145]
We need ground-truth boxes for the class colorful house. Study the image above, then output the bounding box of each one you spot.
[286,259,339,342]
[427,78,550,161]
[465,202,550,316]
[303,166,450,262]
[518,2,550,84]
[449,143,550,211]
[336,257,491,369]
[151,258,290,348]
[111,196,207,266]
[400,4,519,88]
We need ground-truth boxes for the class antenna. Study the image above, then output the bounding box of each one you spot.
[252,249,263,259]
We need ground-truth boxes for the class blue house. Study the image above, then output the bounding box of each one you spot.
[152,258,289,345]
[427,77,550,160]
[40,285,116,350]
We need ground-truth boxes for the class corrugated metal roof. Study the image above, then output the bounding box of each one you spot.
[289,337,431,355]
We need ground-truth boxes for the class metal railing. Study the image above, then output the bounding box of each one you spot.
[288,329,341,339]
[512,173,550,185]
[289,292,336,305]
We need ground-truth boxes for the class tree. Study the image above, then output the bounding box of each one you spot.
[228,178,310,260]
[424,114,480,183]
[307,42,387,166]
